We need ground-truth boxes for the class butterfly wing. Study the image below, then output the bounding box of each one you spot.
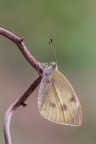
[38,73,66,124]
[38,69,82,126]
[53,69,82,125]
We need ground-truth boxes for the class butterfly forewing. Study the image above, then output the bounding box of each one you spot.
[53,69,82,125]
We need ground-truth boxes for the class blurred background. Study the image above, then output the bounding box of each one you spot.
[0,0,96,144]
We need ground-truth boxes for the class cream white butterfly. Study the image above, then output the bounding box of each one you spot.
[38,62,82,126]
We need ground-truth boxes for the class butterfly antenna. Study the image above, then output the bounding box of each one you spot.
[48,38,57,64]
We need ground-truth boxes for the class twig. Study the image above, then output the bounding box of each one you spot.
[0,28,44,144]
[0,28,43,74]
[4,76,42,144]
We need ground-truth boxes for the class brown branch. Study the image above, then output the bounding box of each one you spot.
[0,27,43,74]
[0,27,44,144]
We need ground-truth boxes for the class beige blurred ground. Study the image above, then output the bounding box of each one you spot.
[0,0,96,144]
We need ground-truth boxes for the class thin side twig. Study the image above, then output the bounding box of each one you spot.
[4,76,42,144]
[0,27,44,144]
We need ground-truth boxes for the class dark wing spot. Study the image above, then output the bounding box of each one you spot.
[63,104,67,110]
[43,106,47,111]
[50,102,56,108]
[70,95,76,103]
[61,104,67,111]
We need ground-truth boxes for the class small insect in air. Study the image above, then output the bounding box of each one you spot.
[38,40,82,126]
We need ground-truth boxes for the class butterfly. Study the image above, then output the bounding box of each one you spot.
[38,61,82,126]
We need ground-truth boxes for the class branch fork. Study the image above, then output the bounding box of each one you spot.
[0,27,44,144]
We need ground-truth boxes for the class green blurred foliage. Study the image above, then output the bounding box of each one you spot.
[0,0,96,144]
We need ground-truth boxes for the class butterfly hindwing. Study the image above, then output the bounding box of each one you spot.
[38,75,64,123]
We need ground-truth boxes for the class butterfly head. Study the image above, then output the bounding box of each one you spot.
[43,61,57,77]
[50,61,58,70]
